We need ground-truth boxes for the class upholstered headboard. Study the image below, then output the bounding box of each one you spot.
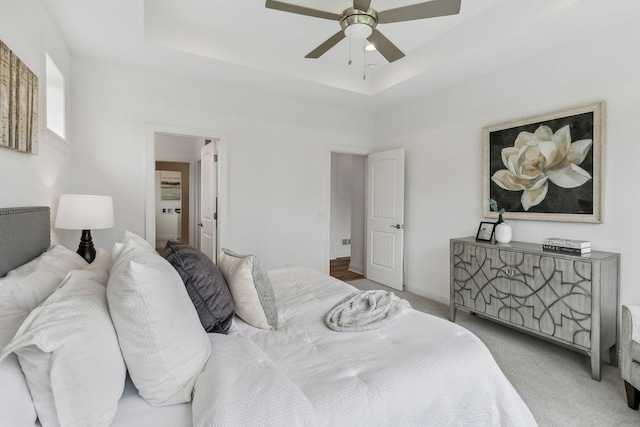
[0,206,51,277]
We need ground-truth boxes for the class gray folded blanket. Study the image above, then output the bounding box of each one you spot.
[325,290,412,332]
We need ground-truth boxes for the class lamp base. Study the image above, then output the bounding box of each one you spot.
[77,229,96,263]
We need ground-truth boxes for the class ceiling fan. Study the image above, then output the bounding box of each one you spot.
[265,0,462,63]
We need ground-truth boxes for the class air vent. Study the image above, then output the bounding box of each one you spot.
[342,238,351,245]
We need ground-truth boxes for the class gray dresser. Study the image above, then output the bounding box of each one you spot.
[450,237,620,380]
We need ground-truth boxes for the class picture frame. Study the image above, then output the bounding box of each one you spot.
[482,102,604,223]
[476,221,495,242]
[0,40,39,154]
[159,171,181,200]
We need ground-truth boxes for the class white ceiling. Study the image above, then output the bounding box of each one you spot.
[41,0,640,111]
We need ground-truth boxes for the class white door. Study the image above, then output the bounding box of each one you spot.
[365,148,405,290]
[200,142,217,261]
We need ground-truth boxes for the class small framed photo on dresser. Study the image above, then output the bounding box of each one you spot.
[476,221,495,242]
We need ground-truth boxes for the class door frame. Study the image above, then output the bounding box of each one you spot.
[145,123,228,251]
[324,145,371,276]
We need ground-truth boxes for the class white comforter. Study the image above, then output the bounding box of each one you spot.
[192,267,537,426]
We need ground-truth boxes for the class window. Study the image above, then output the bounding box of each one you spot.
[45,54,65,139]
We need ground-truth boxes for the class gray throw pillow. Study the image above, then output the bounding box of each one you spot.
[163,241,234,334]
[217,248,278,330]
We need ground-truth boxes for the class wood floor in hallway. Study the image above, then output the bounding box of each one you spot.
[329,257,364,282]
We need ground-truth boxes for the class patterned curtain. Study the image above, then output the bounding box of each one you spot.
[0,40,39,154]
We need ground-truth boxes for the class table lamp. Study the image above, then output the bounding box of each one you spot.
[55,194,114,263]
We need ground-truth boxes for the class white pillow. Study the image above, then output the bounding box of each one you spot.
[0,245,88,312]
[111,230,155,265]
[107,240,211,406]
[5,245,86,278]
[217,249,278,330]
[0,309,37,427]
[0,270,126,427]
[0,245,87,427]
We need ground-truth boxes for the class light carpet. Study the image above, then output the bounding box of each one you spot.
[348,278,639,427]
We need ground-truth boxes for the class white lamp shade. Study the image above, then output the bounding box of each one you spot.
[55,194,114,230]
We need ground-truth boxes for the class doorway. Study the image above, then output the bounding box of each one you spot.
[329,152,366,281]
[146,125,228,259]
[326,147,406,290]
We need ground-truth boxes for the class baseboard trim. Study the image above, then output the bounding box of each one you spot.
[348,263,364,275]
[404,280,449,306]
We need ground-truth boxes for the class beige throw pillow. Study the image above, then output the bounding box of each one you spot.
[217,249,278,330]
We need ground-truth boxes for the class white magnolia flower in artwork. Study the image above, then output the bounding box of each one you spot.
[491,125,592,211]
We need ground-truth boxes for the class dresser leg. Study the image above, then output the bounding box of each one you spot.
[608,345,618,367]
[625,381,640,410]
[591,354,601,381]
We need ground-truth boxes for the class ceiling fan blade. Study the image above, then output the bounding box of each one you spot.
[265,0,341,21]
[353,0,372,11]
[378,0,461,24]
[368,30,405,63]
[305,31,346,59]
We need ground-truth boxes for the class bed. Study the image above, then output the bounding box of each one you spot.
[0,206,537,426]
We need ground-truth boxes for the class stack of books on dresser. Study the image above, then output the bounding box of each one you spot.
[542,237,591,255]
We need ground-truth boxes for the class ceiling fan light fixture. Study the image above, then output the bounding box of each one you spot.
[344,23,372,39]
[340,7,377,40]
[365,42,377,52]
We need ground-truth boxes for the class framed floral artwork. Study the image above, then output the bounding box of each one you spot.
[482,102,604,223]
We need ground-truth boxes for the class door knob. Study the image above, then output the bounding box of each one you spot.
[391,224,404,229]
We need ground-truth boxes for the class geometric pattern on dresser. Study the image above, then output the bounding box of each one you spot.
[452,243,592,348]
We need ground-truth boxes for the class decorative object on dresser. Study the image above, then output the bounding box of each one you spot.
[542,244,591,255]
[542,237,591,248]
[54,194,115,263]
[475,221,495,242]
[450,236,620,380]
[494,221,512,244]
[542,237,591,255]
[490,198,512,243]
[483,102,605,223]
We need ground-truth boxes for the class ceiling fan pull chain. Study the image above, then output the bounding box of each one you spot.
[348,35,353,65]
[363,39,367,80]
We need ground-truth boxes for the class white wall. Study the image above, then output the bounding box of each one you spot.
[155,134,204,162]
[68,57,376,271]
[0,0,73,243]
[375,16,640,309]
